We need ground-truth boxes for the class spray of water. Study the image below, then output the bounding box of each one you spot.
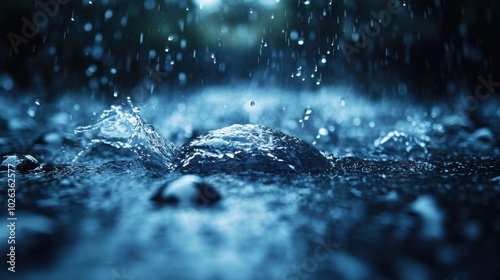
[73,98,179,170]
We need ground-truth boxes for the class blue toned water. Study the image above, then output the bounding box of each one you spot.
[1,87,499,280]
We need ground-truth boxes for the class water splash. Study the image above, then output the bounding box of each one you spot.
[374,130,428,159]
[73,101,178,170]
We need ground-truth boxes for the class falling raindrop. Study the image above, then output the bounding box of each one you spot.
[340,97,346,106]
[104,10,113,20]
[318,128,328,136]
[84,23,92,31]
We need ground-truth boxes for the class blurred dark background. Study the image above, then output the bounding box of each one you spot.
[0,0,499,102]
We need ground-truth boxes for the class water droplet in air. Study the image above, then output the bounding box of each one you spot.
[340,97,346,106]
[144,124,155,133]
[27,107,36,117]
[104,10,113,19]
[84,23,92,31]
[398,83,408,95]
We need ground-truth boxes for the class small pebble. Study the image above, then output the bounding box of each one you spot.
[151,175,221,207]
[1,153,40,172]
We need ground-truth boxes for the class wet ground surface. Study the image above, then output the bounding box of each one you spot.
[1,87,500,280]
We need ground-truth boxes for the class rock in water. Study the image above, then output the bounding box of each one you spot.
[177,124,333,174]
[1,153,40,172]
[151,175,221,207]
[75,106,333,174]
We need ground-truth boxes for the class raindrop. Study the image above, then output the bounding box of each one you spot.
[95,33,103,42]
[250,101,255,106]
[290,30,299,40]
[178,73,187,85]
[104,10,113,20]
[140,33,144,44]
[85,65,97,77]
[339,97,346,106]
[144,0,156,10]
[84,23,92,31]
[398,83,408,95]
[149,49,156,59]
[27,107,36,117]
[0,73,14,91]
[298,39,304,45]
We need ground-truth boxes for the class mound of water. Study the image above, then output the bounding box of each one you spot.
[75,104,334,174]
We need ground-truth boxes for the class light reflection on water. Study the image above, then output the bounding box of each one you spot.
[0,86,499,280]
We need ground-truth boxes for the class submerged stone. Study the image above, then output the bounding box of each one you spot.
[176,124,333,174]
[151,175,221,207]
[1,153,40,172]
